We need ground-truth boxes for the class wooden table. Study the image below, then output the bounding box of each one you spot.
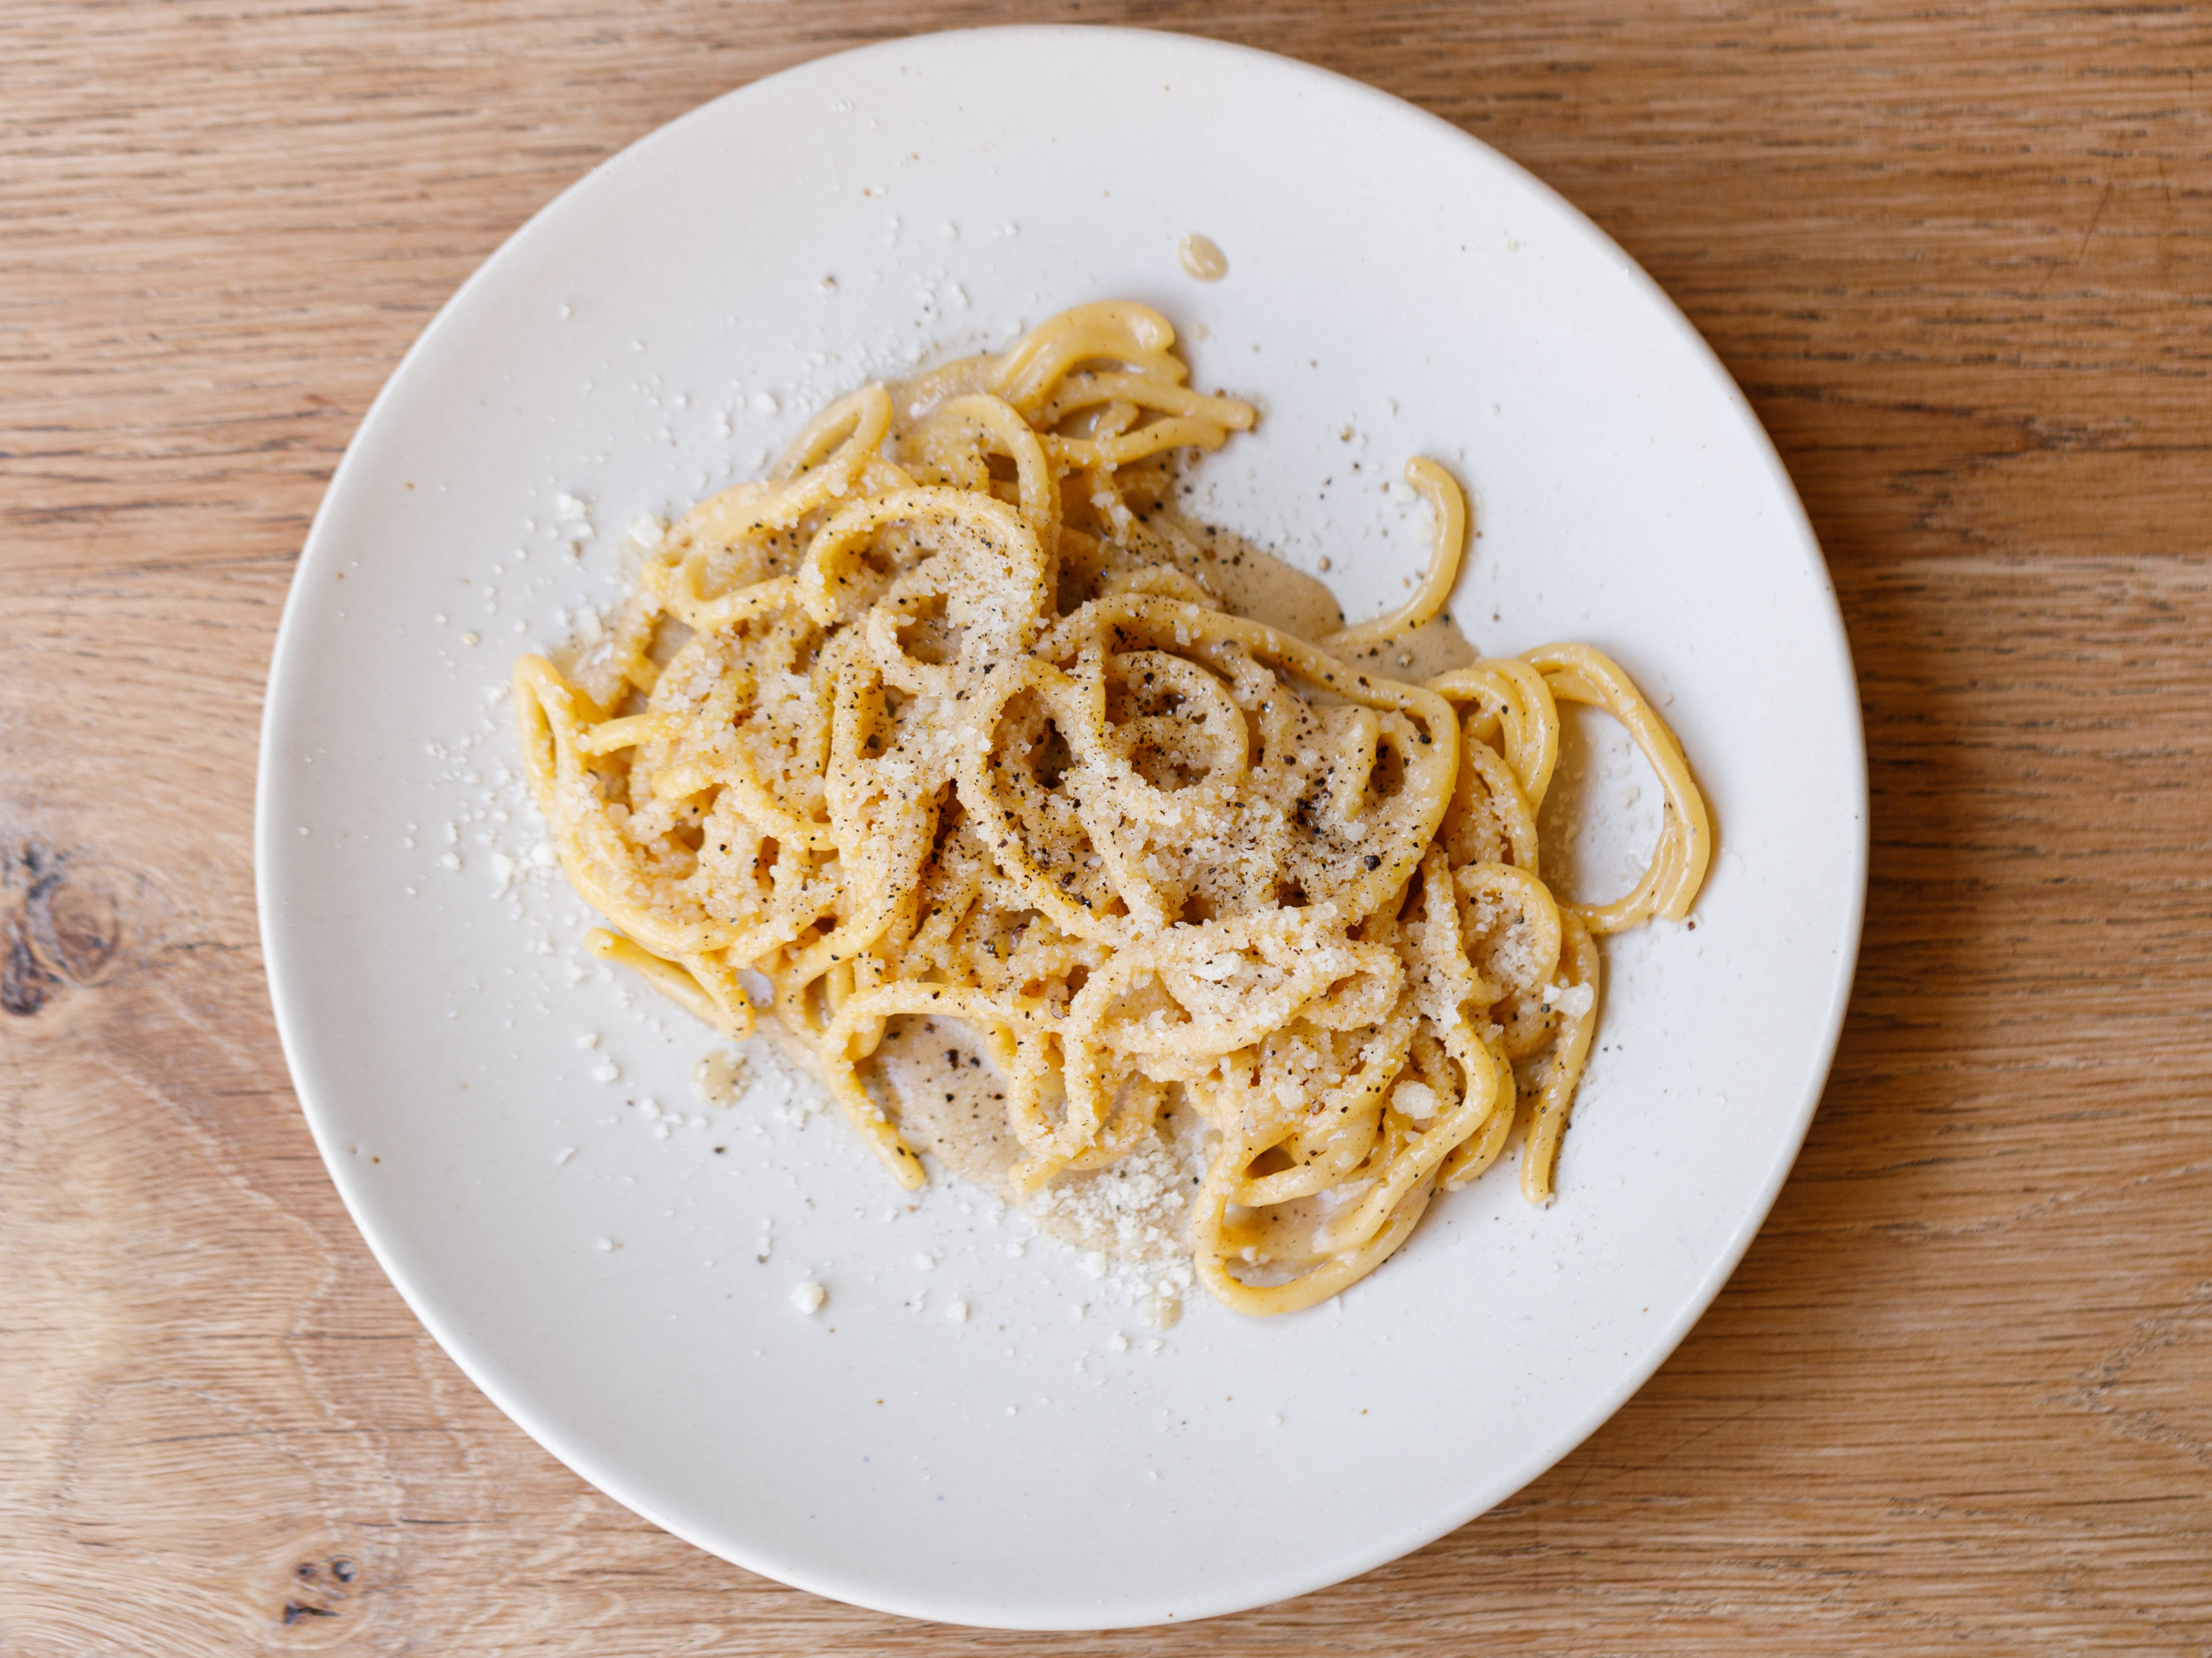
[5,3,2208,1650]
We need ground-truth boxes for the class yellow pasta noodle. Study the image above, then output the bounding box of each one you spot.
[516,302,1710,1315]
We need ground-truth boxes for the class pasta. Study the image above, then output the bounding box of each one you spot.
[515,301,1710,1316]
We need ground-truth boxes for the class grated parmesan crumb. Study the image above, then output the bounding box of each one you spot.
[1547,981,1596,1018]
[1391,1080,1439,1122]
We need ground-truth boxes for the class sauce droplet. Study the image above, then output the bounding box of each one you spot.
[1177,233,1228,282]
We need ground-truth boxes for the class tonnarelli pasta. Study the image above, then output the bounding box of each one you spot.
[515,302,1710,1315]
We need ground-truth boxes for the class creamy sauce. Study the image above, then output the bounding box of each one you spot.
[1165,511,1345,640]
[1167,510,1480,681]
[1331,610,1480,684]
[869,1015,1023,1194]
[691,1048,749,1106]
[871,1014,1200,1322]
[1177,232,1229,281]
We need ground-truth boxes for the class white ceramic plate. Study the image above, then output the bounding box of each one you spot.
[258,27,1864,1630]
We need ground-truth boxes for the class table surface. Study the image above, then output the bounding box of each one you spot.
[4,2,2209,1652]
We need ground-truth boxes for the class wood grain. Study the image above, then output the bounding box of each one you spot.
[4,1,2209,1651]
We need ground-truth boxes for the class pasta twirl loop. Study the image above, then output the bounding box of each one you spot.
[1522,642,1712,932]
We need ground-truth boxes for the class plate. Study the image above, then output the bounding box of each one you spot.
[257,26,1864,1630]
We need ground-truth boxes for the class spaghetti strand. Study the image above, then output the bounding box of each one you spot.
[516,302,1710,1314]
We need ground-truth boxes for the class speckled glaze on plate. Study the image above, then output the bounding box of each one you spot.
[257,27,1865,1630]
